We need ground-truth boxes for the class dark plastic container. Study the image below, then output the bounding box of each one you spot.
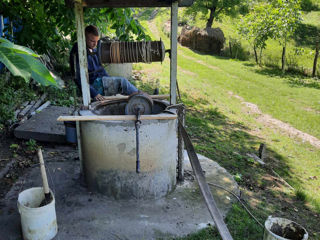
[64,121,77,143]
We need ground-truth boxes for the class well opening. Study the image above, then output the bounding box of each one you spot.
[92,99,168,116]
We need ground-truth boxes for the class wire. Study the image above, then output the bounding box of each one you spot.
[207,182,264,228]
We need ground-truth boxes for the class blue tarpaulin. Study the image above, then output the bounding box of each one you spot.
[0,15,21,71]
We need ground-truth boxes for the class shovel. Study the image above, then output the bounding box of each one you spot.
[37,148,52,206]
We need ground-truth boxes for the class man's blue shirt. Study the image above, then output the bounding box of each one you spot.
[70,43,108,98]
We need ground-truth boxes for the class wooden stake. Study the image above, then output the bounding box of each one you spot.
[37,148,51,203]
[57,114,177,122]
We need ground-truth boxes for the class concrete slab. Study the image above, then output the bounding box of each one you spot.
[14,106,74,143]
[0,149,239,240]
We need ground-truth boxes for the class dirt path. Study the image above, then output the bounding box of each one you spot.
[228,91,320,148]
[181,53,320,149]
[147,15,161,39]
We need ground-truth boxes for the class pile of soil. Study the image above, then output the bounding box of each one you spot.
[178,26,225,54]
[271,222,307,240]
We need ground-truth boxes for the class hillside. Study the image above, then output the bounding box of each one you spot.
[134,8,320,239]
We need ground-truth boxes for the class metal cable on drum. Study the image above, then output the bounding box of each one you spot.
[108,40,164,64]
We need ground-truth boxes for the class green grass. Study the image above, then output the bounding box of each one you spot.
[136,8,320,239]
[174,204,263,240]
[176,7,320,76]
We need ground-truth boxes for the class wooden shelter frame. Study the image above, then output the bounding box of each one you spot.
[68,1,234,239]
[71,0,191,107]
[71,0,186,182]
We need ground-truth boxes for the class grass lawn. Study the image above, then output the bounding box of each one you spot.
[134,8,320,240]
[176,6,320,76]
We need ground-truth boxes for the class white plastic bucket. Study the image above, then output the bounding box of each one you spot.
[17,187,58,240]
[264,216,308,240]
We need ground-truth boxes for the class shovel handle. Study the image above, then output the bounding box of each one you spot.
[38,148,50,195]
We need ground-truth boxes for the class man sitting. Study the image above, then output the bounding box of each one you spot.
[70,25,138,101]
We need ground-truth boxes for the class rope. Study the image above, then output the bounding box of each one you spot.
[110,42,121,63]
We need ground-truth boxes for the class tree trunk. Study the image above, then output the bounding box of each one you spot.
[259,48,263,66]
[206,7,216,28]
[312,40,319,78]
[254,45,258,64]
[229,41,232,58]
[281,46,286,73]
[282,36,287,73]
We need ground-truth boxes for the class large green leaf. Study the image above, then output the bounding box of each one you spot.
[0,46,31,81]
[0,37,38,57]
[0,38,59,88]
[18,53,59,87]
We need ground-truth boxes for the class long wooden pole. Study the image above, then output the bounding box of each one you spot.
[170,1,178,105]
[101,94,169,101]
[57,114,177,122]
[37,149,50,199]
[74,0,91,107]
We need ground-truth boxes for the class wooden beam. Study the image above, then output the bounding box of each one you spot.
[57,114,177,122]
[101,94,169,101]
[74,0,91,107]
[66,0,194,8]
[170,1,178,105]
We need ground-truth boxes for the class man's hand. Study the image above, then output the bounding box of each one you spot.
[95,94,104,101]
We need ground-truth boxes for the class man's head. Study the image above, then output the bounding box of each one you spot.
[85,25,99,50]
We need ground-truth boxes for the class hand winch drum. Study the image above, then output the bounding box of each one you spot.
[99,40,165,64]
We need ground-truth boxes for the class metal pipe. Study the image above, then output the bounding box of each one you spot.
[135,109,142,173]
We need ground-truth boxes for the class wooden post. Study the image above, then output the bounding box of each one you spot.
[74,0,91,107]
[170,1,178,105]
[177,106,185,182]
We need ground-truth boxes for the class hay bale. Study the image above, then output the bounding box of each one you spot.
[178,26,225,54]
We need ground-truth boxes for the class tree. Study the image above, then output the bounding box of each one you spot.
[238,2,275,65]
[312,37,319,78]
[0,37,58,87]
[272,0,302,73]
[0,1,150,66]
[185,0,241,28]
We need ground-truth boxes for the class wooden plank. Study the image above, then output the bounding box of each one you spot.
[66,0,194,8]
[28,93,47,116]
[91,94,170,109]
[170,1,178,105]
[74,1,91,107]
[177,106,185,181]
[13,101,29,121]
[31,101,51,116]
[100,94,169,101]
[57,114,177,122]
[18,101,35,119]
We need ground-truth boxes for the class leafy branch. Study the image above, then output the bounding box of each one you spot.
[0,38,59,87]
